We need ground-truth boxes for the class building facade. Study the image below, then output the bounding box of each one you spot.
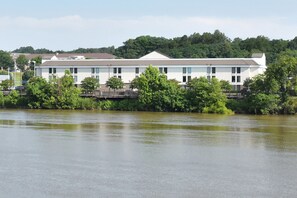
[35,51,266,90]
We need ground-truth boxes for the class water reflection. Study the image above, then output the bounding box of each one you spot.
[1,110,297,197]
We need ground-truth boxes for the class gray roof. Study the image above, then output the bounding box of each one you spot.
[40,58,259,67]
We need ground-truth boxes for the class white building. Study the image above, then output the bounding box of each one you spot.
[35,51,266,90]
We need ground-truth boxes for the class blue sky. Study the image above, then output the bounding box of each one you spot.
[1,0,297,51]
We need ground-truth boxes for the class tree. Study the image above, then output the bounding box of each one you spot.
[81,77,99,93]
[220,80,232,92]
[0,79,13,91]
[106,77,124,93]
[131,66,185,111]
[29,56,42,69]
[266,55,297,102]
[0,50,14,70]
[22,70,34,84]
[12,46,35,53]
[53,70,81,109]
[25,76,52,108]
[186,77,231,113]
[16,55,29,71]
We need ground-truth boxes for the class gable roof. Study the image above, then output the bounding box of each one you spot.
[139,51,170,60]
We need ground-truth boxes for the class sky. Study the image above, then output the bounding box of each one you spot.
[1,0,297,51]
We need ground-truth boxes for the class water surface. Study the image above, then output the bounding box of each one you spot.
[0,110,297,197]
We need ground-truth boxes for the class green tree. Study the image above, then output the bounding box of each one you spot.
[81,77,99,93]
[0,79,13,91]
[0,50,14,70]
[186,77,231,113]
[106,77,124,93]
[131,66,185,111]
[25,76,52,108]
[266,55,297,102]
[29,56,42,69]
[220,80,232,92]
[22,70,34,83]
[16,55,29,71]
[247,93,280,114]
[5,90,20,107]
[52,70,81,109]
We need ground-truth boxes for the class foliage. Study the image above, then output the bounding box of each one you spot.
[0,91,4,108]
[30,56,42,68]
[106,77,124,92]
[12,46,53,54]
[4,90,20,108]
[0,79,13,91]
[22,70,34,83]
[16,55,28,71]
[246,93,280,115]
[81,77,99,93]
[52,70,81,109]
[186,77,231,113]
[283,97,297,114]
[77,98,98,110]
[98,100,115,110]
[26,76,52,108]
[220,80,232,92]
[0,70,8,75]
[0,50,14,70]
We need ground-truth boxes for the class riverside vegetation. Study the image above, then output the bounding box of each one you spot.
[1,30,297,114]
[0,59,296,114]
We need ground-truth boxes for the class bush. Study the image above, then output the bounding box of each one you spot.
[283,97,297,114]
[77,98,98,110]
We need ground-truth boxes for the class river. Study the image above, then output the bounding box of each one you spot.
[0,110,297,197]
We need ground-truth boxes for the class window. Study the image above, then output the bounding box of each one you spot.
[135,67,139,74]
[159,67,168,74]
[92,68,99,74]
[187,67,192,74]
[187,76,192,82]
[118,68,122,74]
[207,76,211,81]
[49,68,52,74]
[212,67,215,74]
[118,76,121,79]
[232,67,236,74]
[183,76,187,82]
[237,67,241,74]
[207,67,211,74]
[212,76,216,79]
[74,76,78,83]
[164,67,168,74]
[113,68,117,74]
[237,76,241,82]
[237,85,241,91]
[70,68,77,74]
[232,76,236,82]
[183,67,187,74]
[96,75,99,82]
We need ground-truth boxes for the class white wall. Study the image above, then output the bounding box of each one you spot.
[37,64,265,88]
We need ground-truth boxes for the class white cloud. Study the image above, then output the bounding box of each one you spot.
[0,15,296,51]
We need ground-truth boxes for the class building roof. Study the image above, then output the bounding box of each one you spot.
[139,51,170,60]
[55,53,116,59]
[13,53,116,60]
[40,58,259,67]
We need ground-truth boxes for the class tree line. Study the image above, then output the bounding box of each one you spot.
[2,29,297,67]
